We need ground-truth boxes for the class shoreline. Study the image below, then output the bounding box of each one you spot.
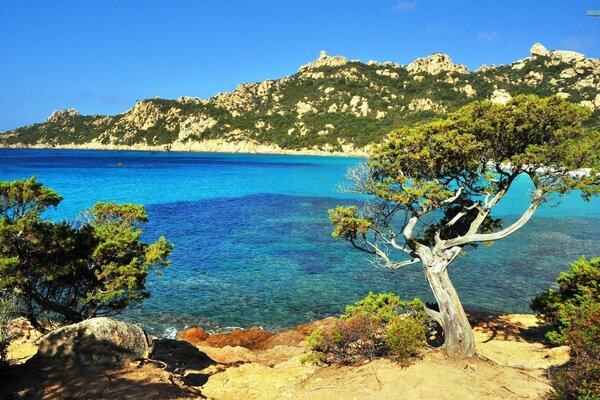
[135,310,543,340]
[1,141,369,158]
[4,311,567,399]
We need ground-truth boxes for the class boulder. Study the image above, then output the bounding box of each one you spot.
[462,84,476,97]
[560,68,577,79]
[580,100,595,110]
[36,317,152,365]
[406,53,469,75]
[490,89,512,105]
[530,43,549,57]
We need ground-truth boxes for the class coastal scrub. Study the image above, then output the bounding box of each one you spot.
[0,177,172,328]
[303,292,428,365]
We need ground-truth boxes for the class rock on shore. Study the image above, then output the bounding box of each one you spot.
[36,317,152,365]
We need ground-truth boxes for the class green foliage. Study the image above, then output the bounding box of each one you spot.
[329,206,371,241]
[531,257,600,398]
[343,291,426,323]
[299,348,327,366]
[305,292,428,365]
[0,176,62,220]
[531,257,600,345]
[548,301,600,399]
[370,95,596,203]
[331,95,599,252]
[0,177,173,325]
[385,315,427,363]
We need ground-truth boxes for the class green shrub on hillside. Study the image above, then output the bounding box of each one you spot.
[531,257,600,345]
[532,257,600,399]
[548,301,600,399]
[302,292,428,366]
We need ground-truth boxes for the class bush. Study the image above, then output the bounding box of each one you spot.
[385,316,426,363]
[304,292,428,365]
[532,257,600,399]
[548,301,600,399]
[0,177,173,326]
[342,292,426,323]
[531,257,600,345]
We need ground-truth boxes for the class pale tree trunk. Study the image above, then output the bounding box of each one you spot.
[424,258,476,359]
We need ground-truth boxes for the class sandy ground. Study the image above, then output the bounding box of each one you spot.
[0,313,568,400]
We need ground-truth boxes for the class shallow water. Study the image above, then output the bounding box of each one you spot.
[1,149,598,336]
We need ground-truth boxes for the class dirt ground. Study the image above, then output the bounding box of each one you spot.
[0,313,569,400]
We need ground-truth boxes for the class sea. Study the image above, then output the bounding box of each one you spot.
[1,148,599,337]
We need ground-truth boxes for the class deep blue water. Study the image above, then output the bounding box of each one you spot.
[1,149,599,336]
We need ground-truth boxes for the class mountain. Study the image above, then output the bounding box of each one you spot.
[2,43,598,155]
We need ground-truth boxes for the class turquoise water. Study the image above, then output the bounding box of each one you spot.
[1,149,599,336]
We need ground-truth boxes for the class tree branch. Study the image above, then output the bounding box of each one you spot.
[424,306,442,325]
[388,258,421,270]
[369,246,421,270]
[442,189,544,248]
[442,186,464,204]
[21,284,84,323]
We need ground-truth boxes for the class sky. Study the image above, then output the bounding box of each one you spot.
[1,0,598,132]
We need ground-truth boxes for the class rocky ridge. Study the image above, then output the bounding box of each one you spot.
[2,43,598,154]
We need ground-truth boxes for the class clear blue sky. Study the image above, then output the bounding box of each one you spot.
[1,0,597,132]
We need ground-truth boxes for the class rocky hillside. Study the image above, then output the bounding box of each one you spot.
[2,43,598,154]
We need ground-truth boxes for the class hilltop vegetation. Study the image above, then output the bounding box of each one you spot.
[1,43,598,153]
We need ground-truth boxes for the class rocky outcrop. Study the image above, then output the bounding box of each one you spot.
[205,327,273,349]
[408,98,447,112]
[461,84,476,97]
[299,50,349,71]
[406,53,469,75]
[580,93,600,110]
[46,108,80,123]
[36,317,152,365]
[176,326,210,345]
[549,50,586,64]
[490,89,512,105]
[2,314,569,400]
[123,101,164,130]
[177,326,274,350]
[530,43,549,57]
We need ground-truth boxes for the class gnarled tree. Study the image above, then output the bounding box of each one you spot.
[330,95,600,359]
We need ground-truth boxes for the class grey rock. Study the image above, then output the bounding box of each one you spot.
[36,317,152,365]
